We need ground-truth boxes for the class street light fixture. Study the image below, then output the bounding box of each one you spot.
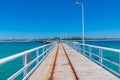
[76,1,85,44]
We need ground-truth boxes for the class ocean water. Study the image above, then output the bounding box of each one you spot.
[0,42,44,80]
[84,40,120,49]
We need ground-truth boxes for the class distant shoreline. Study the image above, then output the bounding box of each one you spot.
[69,40,120,41]
[0,41,31,42]
[1,39,120,42]
[1,37,120,42]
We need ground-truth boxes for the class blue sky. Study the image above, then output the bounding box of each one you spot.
[0,0,120,39]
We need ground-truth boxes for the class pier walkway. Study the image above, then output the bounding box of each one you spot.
[29,43,119,80]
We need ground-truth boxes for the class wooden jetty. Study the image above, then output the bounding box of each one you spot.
[29,43,119,80]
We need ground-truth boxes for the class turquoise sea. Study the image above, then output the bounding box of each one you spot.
[0,42,44,80]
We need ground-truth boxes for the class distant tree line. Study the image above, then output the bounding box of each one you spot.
[1,37,120,42]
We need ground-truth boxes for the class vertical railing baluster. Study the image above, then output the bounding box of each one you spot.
[75,44,76,50]
[83,44,85,55]
[77,44,79,51]
[77,44,79,52]
[36,50,39,64]
[49,45,51,53]
[79,44,81,53]
[23,54,29,77]
[99,48,103,66]
[89,47,92,59]
[46,45,48,54]
[82,45,83,54]
[42,47,45,57]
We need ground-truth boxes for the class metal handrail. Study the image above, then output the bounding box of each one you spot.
[0,41,57,80]
[66,41,120,77]
[67,41,120,53]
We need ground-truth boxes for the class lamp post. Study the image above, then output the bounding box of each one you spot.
[76,1,85,44]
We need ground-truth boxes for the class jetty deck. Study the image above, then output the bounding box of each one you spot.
[29,43,119,80]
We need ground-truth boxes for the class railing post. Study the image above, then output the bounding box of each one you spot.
[36,50,39,64]
[83,44,85,55]
[77,44,79,51]
[89,47,92,59]
[50,44,52,50]
[78,43,80,52]
[79,44,81,53]
[23,54,30,77]
[46,45,48,54]
[77,43,79,52]
[42,47,45,57]
[99,48,103,66]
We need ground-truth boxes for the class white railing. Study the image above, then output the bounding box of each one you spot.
[66,41,120,77]
[0,41,57,80]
